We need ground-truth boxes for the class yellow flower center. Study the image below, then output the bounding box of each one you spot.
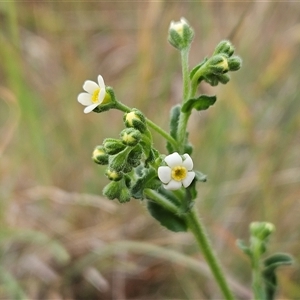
[91,88,100,103]
[171,166,187,181]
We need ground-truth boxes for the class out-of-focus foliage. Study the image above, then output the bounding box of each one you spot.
[0,2,299,299]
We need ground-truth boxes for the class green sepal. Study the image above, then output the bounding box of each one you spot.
[263,253,294,300]
[213,40,235,57]
[146,188,187,232]
[103,178,131,203]
[228,56,242,71]
[103,138,126,155]
[181,95,217,114]
[131,167,159,200]
[120,128,141,146]
[236,239,252,258]
[127,144,143,168]
[109,146,131,172]
[103,181,121,200]
[92,87,117,113]
[166,105,180,153]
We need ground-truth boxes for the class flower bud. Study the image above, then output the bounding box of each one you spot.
[118,188,131,203]
[168,18,194,50]
[228,56,242,71]
[250,222,275,241]
[109,147,131,172]
[92,146,108,165]
[124,109,147,133]
[207,54,229,75]
[213,40,235,57]
[105,168,123,181]
[103,138,126,155]
[120,128,141,147]
[103,181,121,200]
[127,145,143,168]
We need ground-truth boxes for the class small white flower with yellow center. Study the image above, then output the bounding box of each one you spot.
[158,152,195,190]
[77,75,106,114]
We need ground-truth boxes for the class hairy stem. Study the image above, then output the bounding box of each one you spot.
[185,208,236,300]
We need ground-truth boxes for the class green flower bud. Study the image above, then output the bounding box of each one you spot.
[124,109,147,133]
[92,145,109,165]
[103,181,121,200]
[105,168,123,181]
[207,54,229,75]
[228,56,242,71]
[118,188,131,203]
[120,128,141,147]
[250,222,275,241]
[213,40,235,57]
[109,147,131,172]
[103,138,126,155]
[217,74,230,85]
[122,164,133,174]
[168,18,194,50]
[127,145,143,168]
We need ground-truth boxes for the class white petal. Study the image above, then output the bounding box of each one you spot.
[83,80,99,94]
[98,88,105,103]
[97,75,105,89]
[182,154,193,170]
[164,152,182,168]
[158,166,171,184]
[84,103,99,114]
[182,171,195,188]
[78,93,92,105]
[164,180,182,191]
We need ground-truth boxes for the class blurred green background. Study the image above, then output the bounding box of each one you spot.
[1,1,300,299]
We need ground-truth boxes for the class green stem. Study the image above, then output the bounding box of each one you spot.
[251,241,266,300]
[144,188,178,214]
[177,47,192,152]
[185,208,236,300]
[114,101,179,149]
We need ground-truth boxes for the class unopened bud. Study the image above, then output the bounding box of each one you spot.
[213,40,235,57]
[103,181,121,200]
[105,168,123,181]
[208,54,229,75]
[120,128,141,146]
[228,56,242,71]
[92,146,108,165]
[250,222,275,241]
[124,109,147,133]
[103,138,126,155]
[168,18,194,50]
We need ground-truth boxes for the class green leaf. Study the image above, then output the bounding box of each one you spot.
[146,188,187,232]
[195,170,207,182]
[181,95,217,114]
[263,253,294,300]
[147,200,187,232]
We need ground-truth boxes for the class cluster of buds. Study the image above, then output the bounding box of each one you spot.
[190,40,242,87]
[92,109,157,203]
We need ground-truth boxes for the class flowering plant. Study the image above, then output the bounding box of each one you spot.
[77,18,293,300]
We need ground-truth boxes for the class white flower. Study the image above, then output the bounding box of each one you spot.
[77,75,106,114]
[158,152,195,190]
